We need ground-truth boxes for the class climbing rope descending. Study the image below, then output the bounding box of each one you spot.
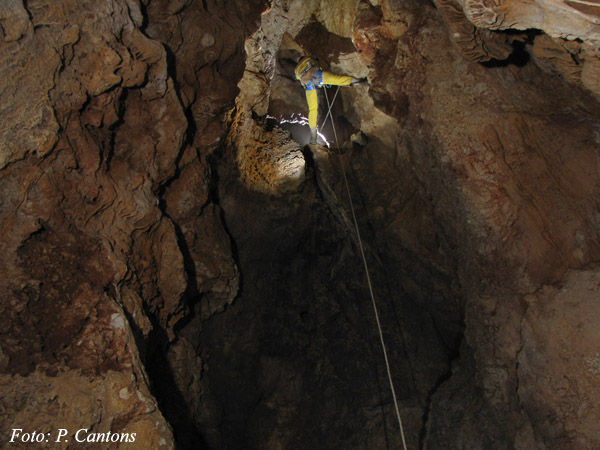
[322,86,409,450]
[319,85,341,133]
[566,0,600,6]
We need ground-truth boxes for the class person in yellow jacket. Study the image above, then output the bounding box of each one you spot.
[295,56,368,144]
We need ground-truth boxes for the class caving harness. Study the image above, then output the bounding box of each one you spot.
[295,56,368,144]
[295,56,324,90]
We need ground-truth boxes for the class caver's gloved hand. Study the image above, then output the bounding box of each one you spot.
[351,77,369,86]
[295,56,365,144]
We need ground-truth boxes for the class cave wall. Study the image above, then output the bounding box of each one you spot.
[210,0,600,449]
[0,0,266,448]
[310,1,600,449]
[1,0,600,449]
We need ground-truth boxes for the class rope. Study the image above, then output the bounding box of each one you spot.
[319,85,341,131]
[322,86,409,450]
[566,0,600,7]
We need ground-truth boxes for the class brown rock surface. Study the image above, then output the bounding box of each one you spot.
[228,110,306,195]
[455,0,600,98]
[519,267,600,450]
[458,0,600,41]
[2,0,600,449]
[0,0,264,448]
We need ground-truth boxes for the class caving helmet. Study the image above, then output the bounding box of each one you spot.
[295,56,319,81]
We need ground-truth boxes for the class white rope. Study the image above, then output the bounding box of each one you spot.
[565,0,600,7]
[322,86,409,450]
[319,85,341,131]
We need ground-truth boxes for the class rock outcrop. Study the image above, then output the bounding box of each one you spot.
[0,0,264,448]
[453,0,600,97]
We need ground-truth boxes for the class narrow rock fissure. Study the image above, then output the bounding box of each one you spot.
[418,318,464,449]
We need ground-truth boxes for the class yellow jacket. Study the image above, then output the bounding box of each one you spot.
[295,57,353,128]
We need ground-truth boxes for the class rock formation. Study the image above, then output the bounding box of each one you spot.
[1,0,599,449]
